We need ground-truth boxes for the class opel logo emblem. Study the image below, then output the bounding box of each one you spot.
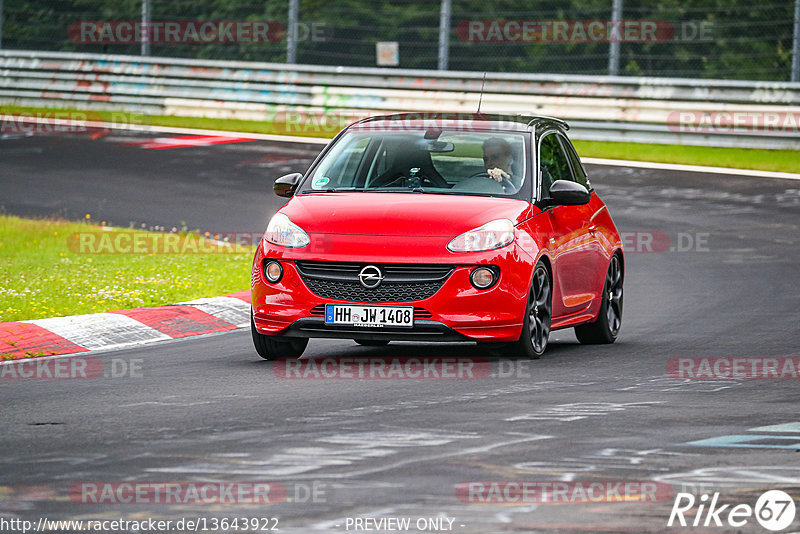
[358,265,384,289]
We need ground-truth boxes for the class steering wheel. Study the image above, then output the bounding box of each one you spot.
[467,171,515,194]
[418,172,449,188]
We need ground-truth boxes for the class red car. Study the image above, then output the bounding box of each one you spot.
[251,113,623,359]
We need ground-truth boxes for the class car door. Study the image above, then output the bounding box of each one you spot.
[559,134,609,301]
[539,132,599,316]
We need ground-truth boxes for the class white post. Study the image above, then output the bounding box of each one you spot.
[793,0,800,82]
[438,0,451,70]
[141,0,150,56]
[287,0,298,64]
[608,0,623,76]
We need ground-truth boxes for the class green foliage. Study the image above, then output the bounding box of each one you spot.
[2,0,795,79]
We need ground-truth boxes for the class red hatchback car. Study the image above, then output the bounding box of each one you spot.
[251,113,623,359]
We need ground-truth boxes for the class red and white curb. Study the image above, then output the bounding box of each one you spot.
[123,134,259,150]
[0,291,251,360]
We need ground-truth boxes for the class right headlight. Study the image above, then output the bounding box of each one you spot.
[264,213,310,248]
[447,219,515,252]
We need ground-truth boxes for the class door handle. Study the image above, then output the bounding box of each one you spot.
[588,224,597,235]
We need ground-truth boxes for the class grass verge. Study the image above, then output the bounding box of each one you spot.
[1,104,334,139]
[0,215,253,323]
[572,140,800,174]
[3,105,799,173]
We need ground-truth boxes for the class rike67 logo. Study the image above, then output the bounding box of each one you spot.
[668,490,796,531]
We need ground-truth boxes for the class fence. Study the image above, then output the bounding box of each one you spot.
[1,50,799,149]
[0,0,798,81]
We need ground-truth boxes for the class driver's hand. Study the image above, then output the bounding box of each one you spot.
[487,168,510,182]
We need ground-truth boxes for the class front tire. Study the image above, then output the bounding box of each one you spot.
[251,314,308,360]
[575,254,623,344]
[507,262,552,359]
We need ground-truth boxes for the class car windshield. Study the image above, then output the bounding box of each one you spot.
[298,130,529,198]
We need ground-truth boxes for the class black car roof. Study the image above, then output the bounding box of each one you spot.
[350,112,569,133]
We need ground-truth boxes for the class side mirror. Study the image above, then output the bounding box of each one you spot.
[547,179,590,206]
[274,173,303,198]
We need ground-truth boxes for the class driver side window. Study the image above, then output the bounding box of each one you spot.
[539,133,572,198]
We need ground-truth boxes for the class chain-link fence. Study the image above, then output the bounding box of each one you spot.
[1,0,797,81]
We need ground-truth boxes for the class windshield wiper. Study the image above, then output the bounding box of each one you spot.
[319,187,363,193]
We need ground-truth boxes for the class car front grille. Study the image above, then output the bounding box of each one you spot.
[296,261,453,303]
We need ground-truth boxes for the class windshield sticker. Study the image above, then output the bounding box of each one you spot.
[312,177,330,189]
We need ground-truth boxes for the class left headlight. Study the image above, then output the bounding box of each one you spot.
[264,213,310,248]
[447,218,515,253]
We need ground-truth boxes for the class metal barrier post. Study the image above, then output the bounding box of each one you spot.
[287,0,298,64]
[608,0,623,76]
[141,0,150,56]
[438,0,451,71]
[793,0,800,82]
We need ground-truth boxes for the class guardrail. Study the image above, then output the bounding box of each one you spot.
[2,49,799,149]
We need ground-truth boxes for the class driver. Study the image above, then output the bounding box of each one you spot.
[482,137,515,183]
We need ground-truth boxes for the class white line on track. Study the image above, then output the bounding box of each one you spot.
[581,157,800,181]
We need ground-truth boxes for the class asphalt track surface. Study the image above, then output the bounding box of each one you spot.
[2,130,800,533]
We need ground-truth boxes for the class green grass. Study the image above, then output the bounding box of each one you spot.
[0,215,253,323]
[572,140,800,174]
[1,104,335,139]
[3,105,799,173]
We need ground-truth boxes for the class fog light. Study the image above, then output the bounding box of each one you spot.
[264,260,283,283]
[470,267,497,289]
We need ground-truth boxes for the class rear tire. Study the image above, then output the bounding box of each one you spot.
[506,262,552,359]
[355,340,390,347]
[251,314,308,360]
[575,254,623,345]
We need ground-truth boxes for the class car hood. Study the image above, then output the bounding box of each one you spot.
[280,193,536,237]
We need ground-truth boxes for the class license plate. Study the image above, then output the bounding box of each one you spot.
[324,304,413,328]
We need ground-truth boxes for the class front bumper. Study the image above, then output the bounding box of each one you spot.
[251,248,534,342]
[277,318,471,342]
